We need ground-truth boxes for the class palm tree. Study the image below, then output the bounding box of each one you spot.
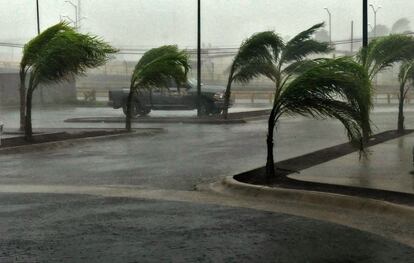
[224,24,372,180]
[397,60,414,133]
[264,57,372,179]
[125,45,190,131]
[357,34,414,81]
[21,22,117,141]
[222,31,284,118]
[357,34,414,135]
[223,23,331,119]
[19,23,73,131]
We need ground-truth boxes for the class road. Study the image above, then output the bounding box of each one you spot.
[0,104,413,261]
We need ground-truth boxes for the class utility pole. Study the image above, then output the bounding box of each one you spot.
[197,0,202,117]
[36,0,45,104]
[363,0,368,47]
[36,0,40,34]
[351,20,354,53]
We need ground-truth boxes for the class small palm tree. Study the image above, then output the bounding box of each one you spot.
[21,22,117,140]
[222,31,284,118]
[125,45,190,131]
[19,23,73,131]
[357,34,414,135]
[224,24,372,180]
[397,60,414,133]
[357,34,414,81]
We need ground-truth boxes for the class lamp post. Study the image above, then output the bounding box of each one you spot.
[324,7,332,46]
[369,4,382,38]
[36,0,45,104]
[65,0,78,28]
[363,0,368,47]
[197,0,202,117]
[36,0,40,34]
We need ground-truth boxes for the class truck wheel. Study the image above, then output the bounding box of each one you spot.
[122,103,139,117]
[138,108,151,117]
[199,101,210,116]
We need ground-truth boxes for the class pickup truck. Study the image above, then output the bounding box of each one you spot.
[108,79,234,117]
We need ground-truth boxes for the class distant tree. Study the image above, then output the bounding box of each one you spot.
[397,60,414,133]
[391,18,411,34]
[370,24,390,37]
[125,46,190,131]
[21,22,117,140]
[314,29,330,43]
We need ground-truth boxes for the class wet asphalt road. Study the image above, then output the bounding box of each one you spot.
[0,193,413,263]
[0,104,414,262]
[0,104,412,190]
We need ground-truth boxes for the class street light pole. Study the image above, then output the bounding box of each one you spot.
[36,0,45,105]
[36,0,40,34]
[324,8,332,46]
[65,0,78,28]
[369,4,382,38]
[363,0,368,47]
[197,0,202,117]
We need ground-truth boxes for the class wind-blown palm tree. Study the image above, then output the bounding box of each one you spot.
[19,23,73,131]
[397,60,414,133]
[357,34,414,81]
[357,34,414,134]
[224,24,372,180]
[21,22,117,140]
[125,45,190,131]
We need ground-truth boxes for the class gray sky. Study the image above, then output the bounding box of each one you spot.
[0,0,413,49]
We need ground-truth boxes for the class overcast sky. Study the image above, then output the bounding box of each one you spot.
[0,0,413,49]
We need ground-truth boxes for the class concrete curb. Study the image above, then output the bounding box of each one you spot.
[0,129,164,154]
[208,176,414,219]
[64,117,246,125]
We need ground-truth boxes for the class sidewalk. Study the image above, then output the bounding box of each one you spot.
[290,133,414,194]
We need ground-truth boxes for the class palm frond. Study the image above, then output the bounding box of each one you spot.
[279,58,372,148]
[132,45,190,89]
[29,27,117,88]
[281,23,331,64]
[234,31,284,67]
[357,34,414,79]
[22,22,73,68]
[233,58,277,83]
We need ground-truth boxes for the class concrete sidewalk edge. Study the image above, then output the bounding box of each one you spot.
[208,176,414,219]
[0,129,164,154]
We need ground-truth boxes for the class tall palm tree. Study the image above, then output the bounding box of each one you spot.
[264,57,372,179]
[222,31,284,118]
[19,23,73,131]
[357,34,414,81]
[357,34,414,135]
[22,22,117,140]
[397,60,414,133]
[224,24,372,180]
[125,45,190,131]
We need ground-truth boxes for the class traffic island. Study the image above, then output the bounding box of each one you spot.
[207,129,414,214]
[64,109,271,124]
[0,128,163,154]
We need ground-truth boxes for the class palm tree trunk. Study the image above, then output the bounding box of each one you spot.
[25,87,34,141]
[223,68,234,119]
[265,106,278,181]
[19,68,26,131]
[398,83,405,133]
[125,88,133,131]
